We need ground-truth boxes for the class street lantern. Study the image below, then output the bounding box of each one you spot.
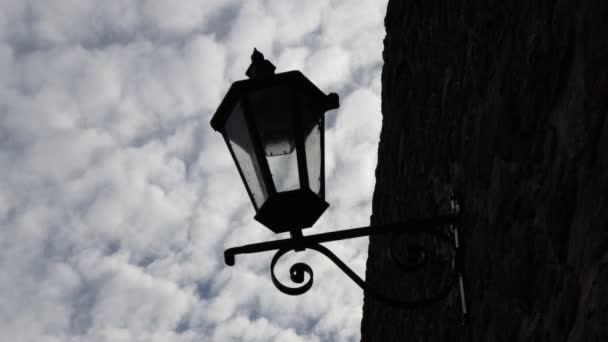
[211,49,339,233]
[211,49,469,319]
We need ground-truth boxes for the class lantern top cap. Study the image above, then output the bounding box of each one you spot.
[210,48,339,132]
[246,48,276,79]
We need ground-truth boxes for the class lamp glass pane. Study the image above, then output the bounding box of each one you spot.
[304,118,323,195]
[249,86,300,192]
[266,151,300,192]
[225,102,268,208]
[297,90,324,196]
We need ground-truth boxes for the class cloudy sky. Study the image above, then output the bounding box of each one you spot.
[0,1,387,341]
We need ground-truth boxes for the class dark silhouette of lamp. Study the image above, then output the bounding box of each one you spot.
[211,49,468,317]
[211,48,337,233]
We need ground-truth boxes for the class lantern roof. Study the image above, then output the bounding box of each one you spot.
[210,70,339,132]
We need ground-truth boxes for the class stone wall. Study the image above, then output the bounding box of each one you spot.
[361,1,608,341]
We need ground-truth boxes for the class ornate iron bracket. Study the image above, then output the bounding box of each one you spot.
[225,210,468,315]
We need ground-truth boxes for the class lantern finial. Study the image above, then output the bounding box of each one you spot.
[251,48,264,61]
[246,48,276,79]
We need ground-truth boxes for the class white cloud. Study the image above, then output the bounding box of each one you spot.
[306,45,352,90]
[276,46,310,73]
[265,0,328,45]
[226,1,277,63]
[0,0,387,341]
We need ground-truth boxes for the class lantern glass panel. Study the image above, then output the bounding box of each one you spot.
[225,102,268,209]
[304,118,323,195]
[249,86,300,192]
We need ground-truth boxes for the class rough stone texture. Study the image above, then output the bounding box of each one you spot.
[361,1,608,341]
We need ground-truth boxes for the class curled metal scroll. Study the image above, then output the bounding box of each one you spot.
[388,228,454,273]
[270,248,314,296]
[270,238,459,308]
[389,238,428,272]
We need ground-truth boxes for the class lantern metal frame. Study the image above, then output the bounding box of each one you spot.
[211,50,337,233]
[211,49,468,318]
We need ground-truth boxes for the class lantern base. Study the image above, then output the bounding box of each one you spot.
[254,189,329,233]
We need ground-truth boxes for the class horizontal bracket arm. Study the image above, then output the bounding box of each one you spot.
[223,213,464,310]
[224,214,461,266]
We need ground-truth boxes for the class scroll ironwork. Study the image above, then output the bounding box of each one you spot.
[224,211,467,312]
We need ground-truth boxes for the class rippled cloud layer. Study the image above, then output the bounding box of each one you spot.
[0,1,386,341]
